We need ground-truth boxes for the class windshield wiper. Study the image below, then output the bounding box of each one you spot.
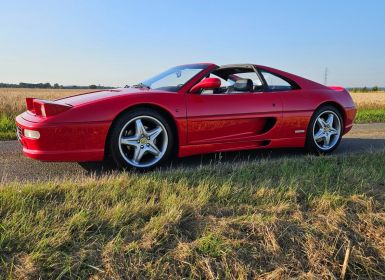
[132,83,150,89]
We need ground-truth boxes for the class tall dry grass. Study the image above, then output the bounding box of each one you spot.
[0,88,90,118]
[350,91,385,109]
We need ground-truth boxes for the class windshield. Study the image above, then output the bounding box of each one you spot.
[140,64,209,92]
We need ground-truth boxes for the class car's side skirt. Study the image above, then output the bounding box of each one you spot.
[178,137,305,158]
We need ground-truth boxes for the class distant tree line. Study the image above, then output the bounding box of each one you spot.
[0,82,113,89]
[348,86,384,92]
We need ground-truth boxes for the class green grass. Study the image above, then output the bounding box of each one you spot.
[355,108,385,123]
[1,151,385,279]
[0,116,16,140]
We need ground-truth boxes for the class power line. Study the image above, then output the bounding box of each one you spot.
[324,67,328,85]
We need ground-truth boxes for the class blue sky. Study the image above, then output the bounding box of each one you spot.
[0,0,384,87]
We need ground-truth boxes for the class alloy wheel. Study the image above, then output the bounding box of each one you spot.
[312,110,341,151]
[118,115,168,168]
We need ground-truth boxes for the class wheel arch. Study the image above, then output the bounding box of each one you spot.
[104,103,180,159]
[314,101,346,125]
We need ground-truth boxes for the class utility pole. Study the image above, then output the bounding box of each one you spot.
[324,67,328,85]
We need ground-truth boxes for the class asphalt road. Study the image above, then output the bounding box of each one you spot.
[1,123,385,182]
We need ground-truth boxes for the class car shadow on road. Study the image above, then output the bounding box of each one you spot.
[78,137,385,175]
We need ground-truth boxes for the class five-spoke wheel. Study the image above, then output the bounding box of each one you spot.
[109,109,173,170]
[306,106,343,154]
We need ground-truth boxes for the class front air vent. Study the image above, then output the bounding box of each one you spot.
[16,126,22,140]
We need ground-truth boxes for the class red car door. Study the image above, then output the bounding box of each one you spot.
[186,92,283,145]
[258,69,313,140]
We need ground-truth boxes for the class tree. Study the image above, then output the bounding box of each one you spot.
[89,85,97,89]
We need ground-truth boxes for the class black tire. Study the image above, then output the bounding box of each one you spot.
[108,108,174,171]
[306,105,343,154]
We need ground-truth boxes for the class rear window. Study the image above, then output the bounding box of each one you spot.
[260,70,293,91]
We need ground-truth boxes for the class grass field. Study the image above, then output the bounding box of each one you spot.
[0,89,384,140]
[1,151,385,279]
[352,91,385,123]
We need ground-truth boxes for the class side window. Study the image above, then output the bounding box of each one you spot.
[200,67,265,94]
[232,72,262,87]
[261,70,293,91]
[228,71,263,93]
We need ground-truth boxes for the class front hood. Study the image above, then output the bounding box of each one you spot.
[55,88,148,106]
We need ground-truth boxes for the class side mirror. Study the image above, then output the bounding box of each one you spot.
[190,78,221,93]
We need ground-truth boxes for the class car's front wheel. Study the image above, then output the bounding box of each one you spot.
[109,108,174,170]
[306,105,343,154]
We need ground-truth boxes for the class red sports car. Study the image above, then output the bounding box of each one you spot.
[16,63,356,170]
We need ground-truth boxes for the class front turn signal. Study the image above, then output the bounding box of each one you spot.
[24,129,40,139]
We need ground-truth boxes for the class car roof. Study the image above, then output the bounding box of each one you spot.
[217,63,328,90]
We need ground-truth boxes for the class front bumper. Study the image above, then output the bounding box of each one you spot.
[16,113,110,162]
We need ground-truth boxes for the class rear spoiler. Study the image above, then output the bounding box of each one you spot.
[26,98,72,117]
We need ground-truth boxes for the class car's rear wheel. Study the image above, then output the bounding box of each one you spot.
[109,108,174,170]
[306,105,343,154]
